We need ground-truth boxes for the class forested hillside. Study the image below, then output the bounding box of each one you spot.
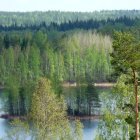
[1,10,140,36]
[0,10,140,27]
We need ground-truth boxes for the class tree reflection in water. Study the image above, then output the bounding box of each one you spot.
[62,84,101,116]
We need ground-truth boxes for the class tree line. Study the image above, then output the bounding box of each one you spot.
[0,10,140,27]
[0,16,140,36]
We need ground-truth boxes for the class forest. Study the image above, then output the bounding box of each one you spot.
[0,30,112,115]
[0,10,139,140]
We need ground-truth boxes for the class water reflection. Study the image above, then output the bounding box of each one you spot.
[63,85,101,116]
[0,86,111,140]
[0,90,10,138]
[82,120,98,140]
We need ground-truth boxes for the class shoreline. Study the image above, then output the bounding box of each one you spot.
[0,114,102,120]
[68,115,102,120]
[62,82,115,87]
[0,114,27,120]
[0,82,115,90]
[94,83,115,87]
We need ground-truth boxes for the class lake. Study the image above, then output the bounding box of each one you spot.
[0,86,111,140]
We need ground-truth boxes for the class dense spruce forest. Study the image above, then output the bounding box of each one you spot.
[1,10,140,26]
[0,11,139,140]
[1,10,140,34]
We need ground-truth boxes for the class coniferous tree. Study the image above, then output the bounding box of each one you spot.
[111,31,140,140]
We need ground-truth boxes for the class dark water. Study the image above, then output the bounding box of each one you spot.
[0,86,111,140]
[62,85,111,140]
[63,85,101,116]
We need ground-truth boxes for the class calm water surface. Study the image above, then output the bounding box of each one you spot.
[0,89,10,138]
[0,86,111,140]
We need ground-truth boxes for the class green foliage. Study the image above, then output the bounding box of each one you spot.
[0,10,140,27]
[0,30,113,116]
[62,31,112,83]
[30,78,83,140]
[1,10,140,140]
[0,55,6,86]
[0,10,140,35]
[111,31,140,73]
[28,46,41,80]
[96,31,140,140]
[96,75,136,140]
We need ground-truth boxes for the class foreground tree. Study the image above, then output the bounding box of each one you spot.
[30,78,83,140]
[111,32,140,140]
[95,74,139,140]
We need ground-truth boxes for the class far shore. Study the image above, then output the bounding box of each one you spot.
[0,82,115,90]
[94,83,115,87]
[62,82,115,87]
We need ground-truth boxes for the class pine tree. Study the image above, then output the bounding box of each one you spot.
[111,31,140,140]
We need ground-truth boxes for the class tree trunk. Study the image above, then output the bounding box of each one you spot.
[132,69,139,140]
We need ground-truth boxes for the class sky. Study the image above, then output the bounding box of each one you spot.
[0,0,140,12]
